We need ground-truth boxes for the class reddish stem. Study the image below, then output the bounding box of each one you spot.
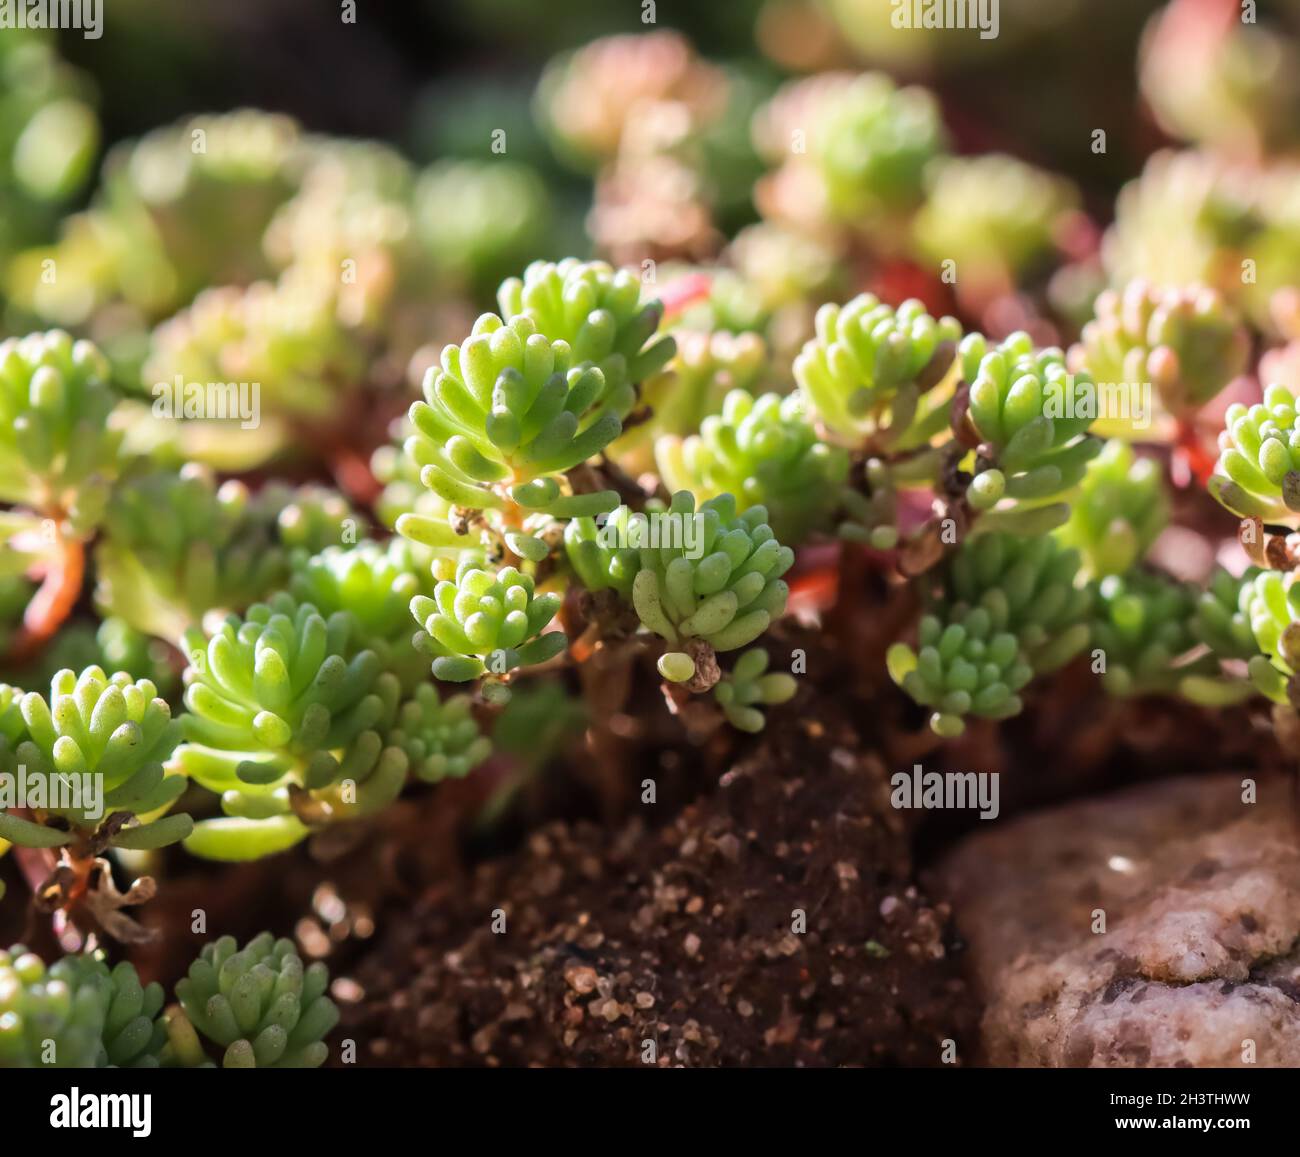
[9,533,85,664]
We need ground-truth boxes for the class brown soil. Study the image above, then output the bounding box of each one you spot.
[338,687,973,1066]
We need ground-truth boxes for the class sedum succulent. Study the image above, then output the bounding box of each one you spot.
[793,294,961,448]
[255,481,364,554]
[1193,567,1260,663]
[401,311,625,558]
[837,456,902,551]
[958,332,1102,528]
[1139,0,1300,159]
[388,682,491,783]
[498,258,677,417]
[912,154,1078,287]
[1234,569,1300,703]
[1054,440,1168,578]
[1071,279,1249,428]
[534,31,725,171]
[177,593,403,860]
[1208,384,1300,523]
[143,270,368,431]
[173,933,337,1068]
[289,539,433,692]
[99,109,303,311]
[49,953,168,1068]
[713,647,797,733]
[0,944,108,1068]
[409,556,565,683]
[1,667,189,852]
[808,73,948,227]
[95,466,289,646]
[1090,571,1202,698]
[629,492,793,683]
[0,330,120,536]
[654,390,848,545]
[888,533,1091,736]
[564,504,644,599]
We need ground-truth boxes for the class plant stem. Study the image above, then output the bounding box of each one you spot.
[9,532,85,664]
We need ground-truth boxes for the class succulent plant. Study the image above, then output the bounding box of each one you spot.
[888,533,1092,735]
[1103,150,1234,281]
[564,505,644,599]
[958,332,1102,527]
[0,330,120,536]
[887,603,1035,738]
[176,593,402,860]
[263,138,417,331]
[173,933,337,1068]
[95,466,289,646]
[1054,440,1168,578]
[498,258,677,416]
[289,539,432,691]
[1071,279,1249,426]
[0,944,108,1068]
[387,682,491,783]
[0,666,188,852]
[101,109,303,309]
[1234,569,1300,703]
[409,556,565,683]
[1139,0,1300,159]
[912,154,1078,286]
[1208,384,1300,523]
[1101,150,1274,326]
[51,953,168,1068]
[655,390,848,545]
[628,492,793,683]
[402,311,625,558]
[1193,567,1260,663]
[255,481,364,554]
[837,456,902,550]
[793,294,961,447]
[1090,571,1201,698]
[808,73,948,227]
[713,647,797,733]
[143,270,367,431]
[534,31,725,171]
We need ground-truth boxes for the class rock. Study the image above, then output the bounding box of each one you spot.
[931,773,1300,1067]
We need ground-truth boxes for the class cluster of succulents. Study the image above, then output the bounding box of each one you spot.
[1053,439,1168,579]
[0,666,188,852]
[175,593,406,859]
[1209,384,1300,521]
[888,533,1092,736]
[0,933,336,1069]
[11,7,1300,1037]
[957,332,1103,532]
[654,390,849,545]
[1070,279,1250,429]
[912,154,1079,294]
[0,330,120,537]
[1088,571,1202,698]
[794,294,961,449]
